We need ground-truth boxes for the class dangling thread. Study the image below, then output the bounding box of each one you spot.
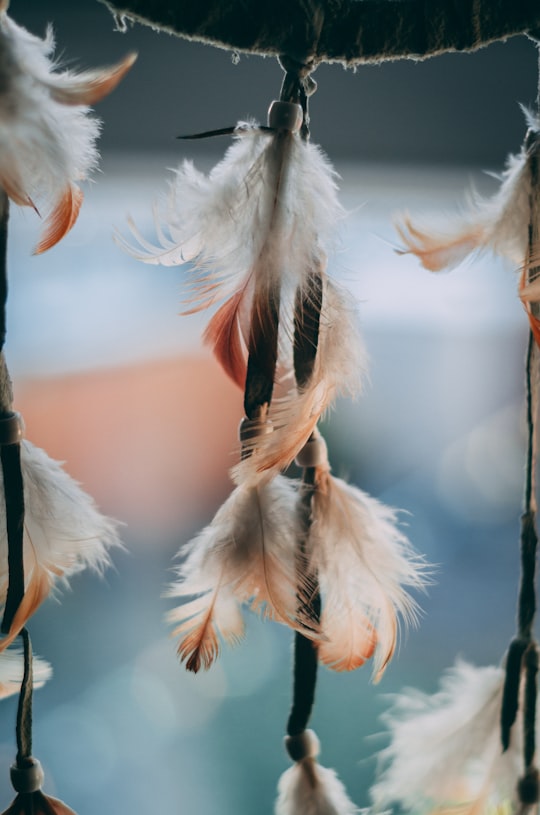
[0,189,26,638]
[501,42,540,805]
[281,53,325,750]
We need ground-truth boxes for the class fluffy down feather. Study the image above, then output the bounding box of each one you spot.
[118,120,343,389]
[0,440,121,646]
[276,732,358,815]
[167,475,318,672]
[309,467,427,679]
[0,646,51,699]
[0,6,135,251]
[276,761,359,815]
[371,660,522,815]
[396,113,540,347]
[396,116,536,271]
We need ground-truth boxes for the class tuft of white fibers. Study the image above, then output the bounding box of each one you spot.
[276,731,360,815]
[0,5,135,252]
[309,468,428,679]
[371,660,523,815]
[118,120,344,391]
[276,762,360,815]
[166,474,318,672]
[0,439,122,643]
[395,111,538,273]
[0,646,52,700]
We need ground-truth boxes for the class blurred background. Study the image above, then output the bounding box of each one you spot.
[0,1,536,812]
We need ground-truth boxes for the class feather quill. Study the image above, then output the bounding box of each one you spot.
[0,6,135,252]
[308,464,427,679]
[118,114,343,392]
[0,440,121,647]
[167,474,318,672]
[371,660,522,815]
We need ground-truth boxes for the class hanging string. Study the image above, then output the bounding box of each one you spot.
[501,43,540,806]
[281,55,324,749]
[0,189,25,637]
[240,66,309,420]
[286,462,320,739]
[15,628,34,767]
[0,189,8,354]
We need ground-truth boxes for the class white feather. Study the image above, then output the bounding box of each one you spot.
[166,474,317,672]
[309,469,428,678]
[0,647,52,699]
[371,660,522,815]
[0,8,135,251]
[121,122,341,284]
[0,440,121,640]
[396,112,538,271]
[234,279,366,484]
[276,759,360,815]
[118,120,343,390]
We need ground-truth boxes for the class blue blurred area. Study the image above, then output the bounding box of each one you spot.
[0,150,530,813]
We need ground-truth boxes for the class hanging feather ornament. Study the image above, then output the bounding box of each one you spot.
[395,108,540,342]
[0,9,133,807]
[0,434,121,650]
[0,630,78,815]
[119,95,366,479]
[0,3,132,648]
[0,0,136,253]
[370,660,521,815]
[374,55,540,813]
[295,430,427,679]
[166,473,318,673]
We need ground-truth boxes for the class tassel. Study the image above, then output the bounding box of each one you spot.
[167,474,318,672]
[2,786,77,815]
[0,5,136,252]
[276,730,359,815]
[299,433,427,680]
[370,660,521,815]
[118,102,343,392]
[2,629,78,815]
[0,439,121,648]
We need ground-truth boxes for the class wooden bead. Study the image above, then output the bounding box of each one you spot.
[0,411,24,445]
[267,101,302,132]
[10,758,44,793]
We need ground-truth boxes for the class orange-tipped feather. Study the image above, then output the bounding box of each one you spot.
[34,184,83,254]
[170,587,245,673]
[203,292,248,389]
[318,614,377,672]
[175,603,223,673]
[308,466,426,680]
[0,569,50,653]
[395,217,485,272]
[46,53,138,106]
